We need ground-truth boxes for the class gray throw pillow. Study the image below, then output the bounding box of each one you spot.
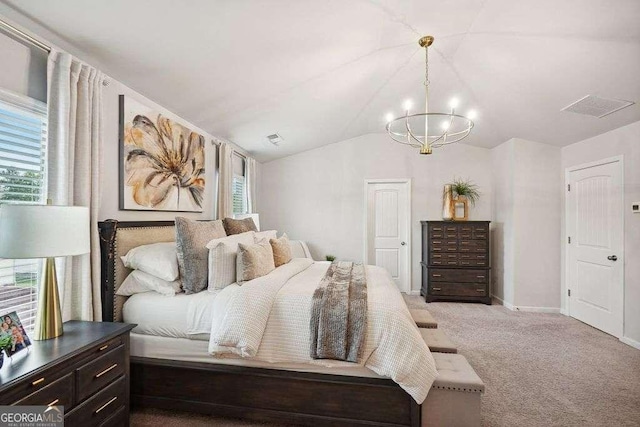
[223,217,258,235]
[175,217,226,294]
[236,238,276,284]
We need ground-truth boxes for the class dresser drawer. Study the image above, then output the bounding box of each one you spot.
[88,336,123,358]
[429,269,488,283]
[76,345,126,402]
[430,282,487,297]
[460,259,488,267]
[99,405,127,427]
[14,372,74,410]
[67,375,126,427]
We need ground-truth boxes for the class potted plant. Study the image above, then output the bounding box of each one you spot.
[325,255,336,262]
[449,178,480,221]
[0,334,12,369]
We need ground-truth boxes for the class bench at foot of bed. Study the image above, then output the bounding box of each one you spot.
[424,353,485,427]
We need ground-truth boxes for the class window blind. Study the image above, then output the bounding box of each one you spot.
[0,89,47,331]
[232,175,247,215]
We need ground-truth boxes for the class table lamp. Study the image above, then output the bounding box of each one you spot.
[0,204,90,340]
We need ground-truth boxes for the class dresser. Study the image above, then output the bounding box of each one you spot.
[0,321,135,426]
[421,221,491,304]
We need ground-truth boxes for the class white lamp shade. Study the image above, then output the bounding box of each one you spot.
[233,213,260,231]
[0,205,90,259]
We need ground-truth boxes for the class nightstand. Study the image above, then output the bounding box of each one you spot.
[0,321,135,426]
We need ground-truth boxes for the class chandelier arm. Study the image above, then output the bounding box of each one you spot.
[387,130,422,148]
[405,119,425,146]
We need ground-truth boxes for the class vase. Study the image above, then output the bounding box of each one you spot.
[442,185,454,220]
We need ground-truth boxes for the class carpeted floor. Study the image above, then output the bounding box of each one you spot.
[131,296,640,426]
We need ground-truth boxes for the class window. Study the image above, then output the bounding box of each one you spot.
[0,89,47,331]
[231,153,247,215]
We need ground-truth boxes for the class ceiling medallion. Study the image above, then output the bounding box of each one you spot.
[385,35,476,155]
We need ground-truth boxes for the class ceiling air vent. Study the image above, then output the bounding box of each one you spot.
[562,95,634,118]
[267,133,283,145]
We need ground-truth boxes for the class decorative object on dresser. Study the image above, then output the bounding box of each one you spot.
[450,178,480,222]
[421,221,491,304]
[0,204,90,340]
[442,184,454,220]
[0,321,135,427]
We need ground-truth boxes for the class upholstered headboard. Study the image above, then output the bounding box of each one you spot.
[99,220,176,322]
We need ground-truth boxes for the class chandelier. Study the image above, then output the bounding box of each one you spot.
[385,35,476,155]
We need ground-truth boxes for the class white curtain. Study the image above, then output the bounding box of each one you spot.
[246,156,257,213]
[47,51,103,321]
[217,141,234,219]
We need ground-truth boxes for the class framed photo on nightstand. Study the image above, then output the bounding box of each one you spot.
[0,311,31,357]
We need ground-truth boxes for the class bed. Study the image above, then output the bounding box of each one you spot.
[99,220,477,427]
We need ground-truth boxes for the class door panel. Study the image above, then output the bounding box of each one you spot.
[375,249,399,278]
[567,159,623,337]
[366,181,410,292]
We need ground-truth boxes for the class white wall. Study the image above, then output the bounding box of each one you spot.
[490,140,514,304]
[258,133,493,293]
[561,120,640,345]
[490,138,561,311]
[0,29,46,102]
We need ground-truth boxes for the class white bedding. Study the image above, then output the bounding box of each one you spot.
[123,290,218,340]
[209,259,438,403]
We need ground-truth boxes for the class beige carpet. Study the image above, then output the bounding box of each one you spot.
[131,296,640,426]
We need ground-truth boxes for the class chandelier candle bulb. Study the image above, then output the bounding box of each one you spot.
[449,98,459,109]
[385,113,395,123]
[403,99,413,111]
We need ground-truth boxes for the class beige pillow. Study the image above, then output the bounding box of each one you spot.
[236,239,275,284]
[270,234,292,267]
[206,231,255,290]
[175,217,226,294]
[223,217,258,235]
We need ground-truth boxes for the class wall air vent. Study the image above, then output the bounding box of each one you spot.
[561,95,634,118]
[267,133,283,145]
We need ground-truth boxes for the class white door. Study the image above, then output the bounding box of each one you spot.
[567,158,624,337]
[365,180,410,293]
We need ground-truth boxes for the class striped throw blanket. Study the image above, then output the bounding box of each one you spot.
[310,261,367,363]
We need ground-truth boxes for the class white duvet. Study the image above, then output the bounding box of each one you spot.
[207,258,438,403]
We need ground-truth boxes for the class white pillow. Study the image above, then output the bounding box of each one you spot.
[116,270,182,297]
[120,242,179,282]
[254,230,277,242]
[206,231,256,290]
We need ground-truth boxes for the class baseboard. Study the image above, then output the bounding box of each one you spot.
[491,295,514,310]
[513,306,561,313]
[620,336,640,350]
[407,290,421,296]
[491,295,560,313]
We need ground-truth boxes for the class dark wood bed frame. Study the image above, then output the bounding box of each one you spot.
[99,220,421,427]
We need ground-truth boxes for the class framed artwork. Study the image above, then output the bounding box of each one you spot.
[0,311,32,357]
[119,95,206,212]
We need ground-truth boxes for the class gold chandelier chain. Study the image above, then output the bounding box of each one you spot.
[424,45,430,88]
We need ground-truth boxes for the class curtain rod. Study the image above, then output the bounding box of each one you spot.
[0,18,51,53]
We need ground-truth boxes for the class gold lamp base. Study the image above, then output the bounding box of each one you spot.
[34,258,63,340]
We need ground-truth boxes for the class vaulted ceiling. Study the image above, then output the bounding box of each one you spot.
[2,0,639,162]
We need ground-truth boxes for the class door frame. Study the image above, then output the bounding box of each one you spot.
[363,179,412,293]
[564,155,624,335]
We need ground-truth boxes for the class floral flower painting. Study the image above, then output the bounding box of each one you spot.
[120,96,205,212]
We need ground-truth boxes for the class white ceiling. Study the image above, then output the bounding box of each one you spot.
[2,0,639,162]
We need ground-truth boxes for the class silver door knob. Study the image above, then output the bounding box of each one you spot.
[607,255,617,261]
[401,242,406,246]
